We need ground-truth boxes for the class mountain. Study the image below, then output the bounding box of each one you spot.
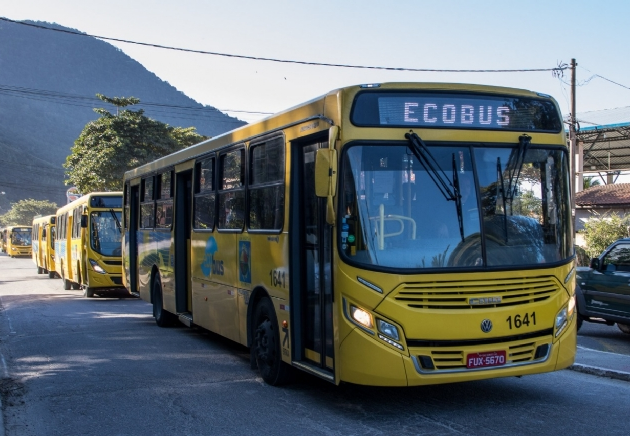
[0,18,245,210]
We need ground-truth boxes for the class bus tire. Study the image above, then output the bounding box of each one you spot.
[48,270,56,279]
[71,282,81,290]
[252,297,293,386]
[83,287,95,298]
[153,274,176,327]
[37,266,43,274]
[618,323,630,335]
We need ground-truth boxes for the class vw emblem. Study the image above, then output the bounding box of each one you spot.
[480,319,493,333]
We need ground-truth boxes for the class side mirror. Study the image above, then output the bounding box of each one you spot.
[314,126,339,226]
[81,215,88,228]
[314,149,337,197]
[50,216,56,225]
[589,258,600,270]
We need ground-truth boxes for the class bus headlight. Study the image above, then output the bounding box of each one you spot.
[377,319,400,341]
[555,307,568,337]
[350,305,373,328]
[568,293,576,317]
[89,259,106,274]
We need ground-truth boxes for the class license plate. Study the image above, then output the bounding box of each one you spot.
[466,350,506,369]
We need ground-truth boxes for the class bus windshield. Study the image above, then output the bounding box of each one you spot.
[340,140,571,270]
[11,230,31,246]
[90,211,122,256]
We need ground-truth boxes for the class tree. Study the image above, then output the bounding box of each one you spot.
[583,176,602,190]
[64,94,208,193]
[0,199,58,226]
[582,212,630,259]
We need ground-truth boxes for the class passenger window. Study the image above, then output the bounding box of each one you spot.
[193,157,215,230]
[218,149,245,230]
[249,137,285,231]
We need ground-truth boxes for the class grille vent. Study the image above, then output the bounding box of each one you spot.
[394,276,559,310]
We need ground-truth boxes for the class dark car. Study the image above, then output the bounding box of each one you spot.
[576,238,630,335]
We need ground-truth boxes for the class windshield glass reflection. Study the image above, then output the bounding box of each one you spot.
[90,211,122,256]
[340,142,571,270]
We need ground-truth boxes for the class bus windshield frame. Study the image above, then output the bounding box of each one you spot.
[90,210,122,257]
[338,139,572,272]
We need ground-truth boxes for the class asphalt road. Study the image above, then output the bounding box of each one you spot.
[1,255,629,436]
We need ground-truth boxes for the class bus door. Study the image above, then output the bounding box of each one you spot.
[292,140,334,376]
[128,184,140,294]
[175,170,193,314]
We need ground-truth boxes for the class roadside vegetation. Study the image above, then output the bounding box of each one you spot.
[578,212,630,265]
[64,94,208,193]
[0,199,58,226]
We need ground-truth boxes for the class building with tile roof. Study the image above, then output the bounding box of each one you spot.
[575,183,630,232]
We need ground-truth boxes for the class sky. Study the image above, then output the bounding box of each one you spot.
[1,0,629,124]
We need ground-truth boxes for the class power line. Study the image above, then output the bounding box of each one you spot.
[0,84,271,123]
[0,17,567,75]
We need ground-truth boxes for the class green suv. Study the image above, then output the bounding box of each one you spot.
[576,238,630,335]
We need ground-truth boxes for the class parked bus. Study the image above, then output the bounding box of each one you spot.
[0,227,6,253]
[3,225,32,257]
[32,214,57,278]
[123,83,576,386]
[55,192,126,297]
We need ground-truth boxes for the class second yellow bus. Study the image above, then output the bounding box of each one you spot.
[55,192,128,297]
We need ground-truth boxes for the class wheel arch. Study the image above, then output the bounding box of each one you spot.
[149,265,161,305]
[246,286,272,348]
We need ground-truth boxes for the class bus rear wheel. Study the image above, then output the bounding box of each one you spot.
[252,297,292,386]
[48,270,56,279]
[37,266,43,274]
[152,275,176,327]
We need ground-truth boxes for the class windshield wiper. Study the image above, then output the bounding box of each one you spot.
[496,135,532,242]
[451,154,465,241]
[405,132,457,201]
[505,134,532,204]
[110,208,122,233]
[405,132,464,242]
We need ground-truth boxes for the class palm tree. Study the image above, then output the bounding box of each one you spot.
[583,176,602,190]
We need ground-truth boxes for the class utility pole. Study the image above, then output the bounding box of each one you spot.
[569,59,577,221]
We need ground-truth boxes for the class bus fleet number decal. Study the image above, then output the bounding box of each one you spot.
[506,312,536,330]
[270,269,287,288]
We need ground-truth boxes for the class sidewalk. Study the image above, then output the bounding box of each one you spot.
[569,346,630,382]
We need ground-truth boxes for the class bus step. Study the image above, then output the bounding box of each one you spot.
[179,312,194,327]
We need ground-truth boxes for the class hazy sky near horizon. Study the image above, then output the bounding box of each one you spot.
[1,0,629,123]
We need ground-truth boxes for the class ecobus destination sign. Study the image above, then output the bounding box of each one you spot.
[351,92,562,132]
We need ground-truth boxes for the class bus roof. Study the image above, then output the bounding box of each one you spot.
[123,82,559,181]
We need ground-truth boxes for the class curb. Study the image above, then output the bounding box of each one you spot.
[569,363,630,382]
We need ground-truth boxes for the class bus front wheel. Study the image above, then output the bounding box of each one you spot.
[252,297,293,385]
[152,275,176,327]
[83,287,95,298]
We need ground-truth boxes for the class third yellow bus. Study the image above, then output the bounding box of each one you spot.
[32,214,57,278]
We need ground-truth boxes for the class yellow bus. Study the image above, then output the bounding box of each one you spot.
[55,192,127,297]
[3,225,32,257]
[123,82,576,386]
[32,214,57,278]
[0,227,6,253]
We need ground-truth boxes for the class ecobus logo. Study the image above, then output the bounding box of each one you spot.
[201,236,223,277]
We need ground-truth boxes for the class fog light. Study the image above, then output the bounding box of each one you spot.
[377,319,400,341]
[350,305,373,328]
[89,259,106,274]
